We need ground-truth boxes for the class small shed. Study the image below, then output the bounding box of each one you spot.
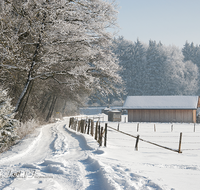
[108,110,121,122]
[123,96,199,123]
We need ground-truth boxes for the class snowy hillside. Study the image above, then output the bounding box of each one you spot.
[0,116,200,190]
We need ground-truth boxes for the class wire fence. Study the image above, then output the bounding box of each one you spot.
[68,117,200,153]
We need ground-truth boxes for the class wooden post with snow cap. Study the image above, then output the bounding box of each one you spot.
[98,124,101,142]
[104,123,107,147]
[84,121,87,133]
[91,120,94,136]
[74,120,77,131]
[137,123,139,132]
[178,132,182,153]
[80,120,85,133]
[87,119,90,134]
[69,118,71,128]
[71,117,75,129]
[69,117,74,128]
[95,121,98,140]
[135,135,140,151]
[78,120,81,132]
[99,127,103,146]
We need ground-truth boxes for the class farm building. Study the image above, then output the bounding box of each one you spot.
[108,110,121,122]
[123,96,200,123]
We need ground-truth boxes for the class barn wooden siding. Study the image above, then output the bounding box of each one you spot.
[128,109,196,123]
[198,97,200,107]
[108,111,121,122]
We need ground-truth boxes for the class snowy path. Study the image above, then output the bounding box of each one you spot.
[0,118,163,190]
[0,120,109,189]
[0,121,155,190]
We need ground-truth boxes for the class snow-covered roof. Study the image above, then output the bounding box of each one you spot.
[109,109,121,113]
[123,96,199,110]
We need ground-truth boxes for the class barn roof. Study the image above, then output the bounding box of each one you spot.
[123,96,199,110]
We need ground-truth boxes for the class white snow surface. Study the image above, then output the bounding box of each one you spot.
[123,96,199,109]
[0,115,200,190]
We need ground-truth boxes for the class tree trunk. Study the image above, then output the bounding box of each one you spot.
[46,96,57,122]
[39,93,48,110]
[41,95,52,114]
[19,80,34,122]
[62,100,67,115]
[14,35,41,113]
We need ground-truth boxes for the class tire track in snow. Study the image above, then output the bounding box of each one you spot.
[1,119,163,190]
[64,122,164,190]
[62,124,118,189]
[63,124,125,189]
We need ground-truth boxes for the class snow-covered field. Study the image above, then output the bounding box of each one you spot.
[0,115,200,190]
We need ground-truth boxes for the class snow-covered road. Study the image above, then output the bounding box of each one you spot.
[0,118,161,190]
[5,115,200,190]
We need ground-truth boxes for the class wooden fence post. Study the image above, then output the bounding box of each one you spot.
[137,123,139,132]
[91,120,94,136]
[178,132,182,153]
[69,118,71,128]
[95,121,98,140]
[194,123,196,132]
[171,124,173,132]
[81,120,85,133]
[135,135,140,151]
[85,121,87,133]
[154,124,156,132]
[74,120,77,131]
[87,119,90,134]
[104,123,107,147]
[78,120,81,132]
[117,123,119,131]
[71,117,75,129]
[99,127,103,146]
[98,124,101,142]
[69,117,74,128]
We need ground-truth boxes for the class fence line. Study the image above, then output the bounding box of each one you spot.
[69,117,107,147]
[107,125,181,153]
[68,117,182,153]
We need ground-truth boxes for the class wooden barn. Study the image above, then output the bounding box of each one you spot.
[123,96,200,123]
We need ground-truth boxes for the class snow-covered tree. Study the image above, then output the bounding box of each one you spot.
[182,41,200,94]
[0,0,122,116]
[0,87,18,152]
[164,46,198,95]
[112,37,199,96]
[144,40,167,95]
[112,37,147,96]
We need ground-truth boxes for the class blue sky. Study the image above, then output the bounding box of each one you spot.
[115,0,200,47]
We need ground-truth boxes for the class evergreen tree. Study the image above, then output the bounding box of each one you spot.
[112,37,199,97]
[0,87,18,152]
[182,42,200,94]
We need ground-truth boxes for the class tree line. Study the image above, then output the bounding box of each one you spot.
[111,37,199,100]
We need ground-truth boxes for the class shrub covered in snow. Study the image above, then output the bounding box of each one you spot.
[16,119,39,139]
[0,87,19,152]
